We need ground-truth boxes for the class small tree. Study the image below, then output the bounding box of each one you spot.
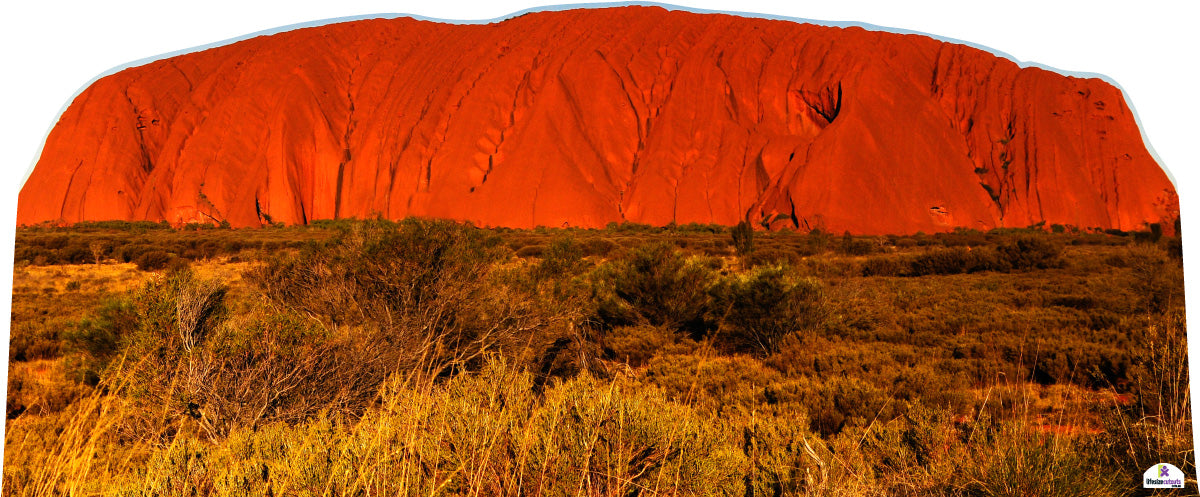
[1150,223,1163,243]
[732,220,755,259]
[89,240,108,265]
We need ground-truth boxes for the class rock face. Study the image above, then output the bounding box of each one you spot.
[17,7,1178,234]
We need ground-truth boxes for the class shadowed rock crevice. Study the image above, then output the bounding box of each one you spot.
[800,83,842,125]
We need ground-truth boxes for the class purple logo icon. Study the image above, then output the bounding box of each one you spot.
[1159,466,1171,477]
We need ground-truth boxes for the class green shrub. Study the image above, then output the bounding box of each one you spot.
[936,228,988,247]
[746,248,800,268]
[996,235,1062,270]
[125,270,227,358]
[58,242,92,264]
[252,219,499,326]
[1126,244,1185,313]
[9,321,62,362]
[189,307,380,438]
[14,245,56,265]
[1166,236,1183,259]
[603,221,662,234]
[248,219,550,378]
[839,232,876,255]
[597,242,716,331]
[134,250,173,271]
[861,256,907,277]
[114,270,230,438]
[535,235,586,278]
[712,266,827,354]
[907,247,975,276]
[578,237,619,257]
[63,298,136,371]
[905,238,1058,276]
[117,269,402,440]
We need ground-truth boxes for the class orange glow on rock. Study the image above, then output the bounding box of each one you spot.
[17,7,1177,233]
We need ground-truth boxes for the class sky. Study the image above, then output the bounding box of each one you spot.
[1,0,1197,469]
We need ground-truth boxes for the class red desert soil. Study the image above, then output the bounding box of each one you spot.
[17,6,1178,234]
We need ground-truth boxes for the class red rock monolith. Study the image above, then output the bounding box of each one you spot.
[17,7,1178,234]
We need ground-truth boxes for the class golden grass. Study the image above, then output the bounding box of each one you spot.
[5,356,1163,496]
[4,224,1190,495]
[14,262,147,294]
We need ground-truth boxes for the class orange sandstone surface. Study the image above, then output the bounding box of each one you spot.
[17,7,1178,233]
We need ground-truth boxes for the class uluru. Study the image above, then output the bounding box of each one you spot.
[16,6,1178,234]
